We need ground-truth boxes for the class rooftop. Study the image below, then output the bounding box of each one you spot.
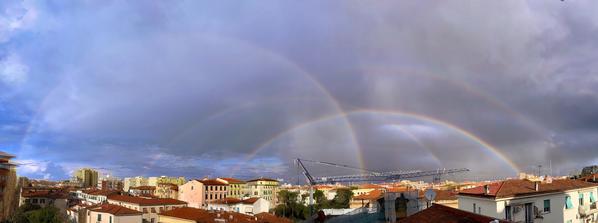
[89,203,142,216]
[199,179,228,186]
[107,195,187,206]
[218,177,246,184]
[459,179,598,199]
[247,177,278,183]
[159,207,258,223]
[22,189,67,199]
[129,186,156,190]
[399,204,510,223]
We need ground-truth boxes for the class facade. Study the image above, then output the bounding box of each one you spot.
[74,168,99,188]
[19,189,68,214]
[200,179,229,205]
[107,194,187,223]
[73,189,120,205]
[247,178,279,204]
[207,197,270,215]
[86,203,143,223]
[458,178,598,223]
[178,180,206,208]
[98,175,123,191]
[123,177,149,192]
[0,152,17,221]
[217,178,247,199]
[129,186,156,197]
[155,183,179,199]
[124,176,185,192]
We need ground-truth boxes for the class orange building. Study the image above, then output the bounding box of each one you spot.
[0,152,17,221]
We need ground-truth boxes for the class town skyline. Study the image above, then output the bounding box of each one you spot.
[1,1,597,182]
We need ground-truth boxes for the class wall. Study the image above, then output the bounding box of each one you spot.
[178,180,205,208]
[158,215,195,223]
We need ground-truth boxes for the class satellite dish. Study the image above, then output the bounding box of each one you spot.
[424,189,436,201]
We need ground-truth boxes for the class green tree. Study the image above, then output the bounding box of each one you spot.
[331,188,353,208]
[25,206,63,223]
[275,190,309,220]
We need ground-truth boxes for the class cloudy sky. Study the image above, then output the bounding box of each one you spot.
[1,1,597,182]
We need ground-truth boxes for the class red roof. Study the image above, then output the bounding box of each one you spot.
[22,189,67,199]
[129,186,156,190]
[199,179,228,186]
[90,204,142,216]
[255,212,293,223]
[399,204,510,223]
[107,195,187,206]
[209,197,261,205]
[354,189,384,200]
[459,179,598,199]
[159,207,257,223]
[82,189,120,196]
[218,178,245,184]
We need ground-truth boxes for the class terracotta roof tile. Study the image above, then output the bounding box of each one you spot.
[199,179,228,186]
[159,207,257,223]
[218,178,246,184]
[90,204,142,216]
[107,195,187,206]
[399,204,510,223]
[354,189,384,200]
[459,179,598,199]
[247,178,278,182]
[129,186,156,190]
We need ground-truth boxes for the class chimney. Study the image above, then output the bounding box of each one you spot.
[534,181,539,191]
[483,185,490,195]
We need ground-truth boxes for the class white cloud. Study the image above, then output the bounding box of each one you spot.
[0,0,37,43]
[0,54,29,85]
[15,159,48,174]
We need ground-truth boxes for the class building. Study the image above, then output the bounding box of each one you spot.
[98,175,123,191]
[207,197,270,215]
[429,189,458,209]
[0,151,17,221]
[19,189,68,214]
[155,183,179,199]
[178,180,206,208]
[351,189,384,209]
[129,186,156,197]
[458,178,598,223]
[73,189,120,205]
[124,176,185,192]
[200,179,229,205]
[399,204,509,223]
[85,203,143,223]
[247,178,279,204]
[217,178,247,199]
[74,168,99,188]
[158,206,291,223]
[107,194,187,223]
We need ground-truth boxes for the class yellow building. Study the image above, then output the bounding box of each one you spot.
[74,168,98,188]
[217,178,247,199]
[246,178,279,204]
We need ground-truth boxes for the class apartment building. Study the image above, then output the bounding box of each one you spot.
[247,178,279,204]
[200,179,229,204]
[74,168,99,188]
[85,203,142,223]
[178,180,206,208]
[107,194,187,223]
[458,178,598,223]
[0,151,17,221]
[19,189,68,213]
[73,189,120,205]
[129,186,155,197]
[155,183,179,199]
[217,178,247,198]
[207,197,270,215]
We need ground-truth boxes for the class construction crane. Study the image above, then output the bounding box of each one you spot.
[295,158,469,216]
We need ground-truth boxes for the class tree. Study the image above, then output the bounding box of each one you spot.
[10,205,63,223]
[331,188,353,208]
[275,190,309,220]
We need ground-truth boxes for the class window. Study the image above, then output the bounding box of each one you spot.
[97,214,102,221]
[473,203,476,213]
[109,216,112,223]
[579,193,584,206]
[591,192,596,203]
[40,199,45,204]
[32,199,38,204]
[505,206,512,220]
[565,195,574,209]
[543,199,551,212]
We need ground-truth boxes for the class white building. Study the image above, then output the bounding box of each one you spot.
[72,189,120,205]
[107,194,187,223]
[85,203,142,223]
[458,178,598,223]
[207,197,270,215]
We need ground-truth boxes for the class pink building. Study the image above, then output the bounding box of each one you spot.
[177,180,206,208]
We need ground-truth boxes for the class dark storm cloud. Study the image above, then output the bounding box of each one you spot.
[1,1,597,180]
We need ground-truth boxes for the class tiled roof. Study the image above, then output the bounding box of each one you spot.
[200,179,228,186]
[358,184,384,189]
[107,195,187,206]
[247,177,278,182]
[159,207,257,223]
[82,189,120,196]
[432,189,458,201]
[399,204,510,223]
[218,178,245,184]
[22,189,67,199]
[209,197,261,205]
[459,179,598,199]
[0,151,15,158]
[255,212,293,223]
[579,174,598,182]
[354,189,384,200]
[90,204,142,216]
[129,186,156,190]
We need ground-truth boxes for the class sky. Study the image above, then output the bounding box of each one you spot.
[1,1,597,182]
